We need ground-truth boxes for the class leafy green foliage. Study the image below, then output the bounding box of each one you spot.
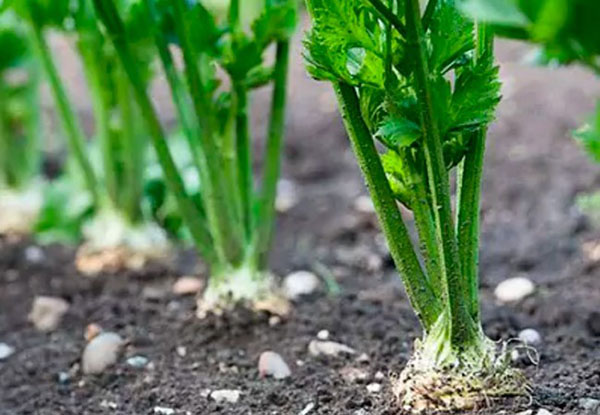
[460,0,600,68]
[305,0,501,206]
[575,103,600,162]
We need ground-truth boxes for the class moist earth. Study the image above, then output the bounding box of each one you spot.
[1,22,600,415]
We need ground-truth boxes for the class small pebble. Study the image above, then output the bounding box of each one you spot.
[82,332,124,375]
[269,316,282,327]
[298,402,315,415]
[519,328,542,345]
[366,383,382,393]
[374,371,385,380]
[258,351,291,379]
[126,355,149,369]
[275,179,299,213]
[0,343,15,360]
[210,389,241,404]
[24,246,44,263]
[154,407,175,415]
[579,398,600,413]
[28,296,70,332]
[511,349,521,362]
[356,353,370,363]
[85,323,102,341]
[353,195,376,214]
[296,359,305,367]
[100,400,118,409]
[57,371,71,385]
[176,346,187,357]
[283,271,320,300]
[308,340,356,357]
[340,367,369,383]
[494,277,535,303]
[172,276,203,295]
[537,409,553,415]
[317,330,329,340]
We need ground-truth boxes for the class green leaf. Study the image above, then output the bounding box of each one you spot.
[429,0,474,72]
[380,150,411,207]
[575,102,600,163]
[252,0,297,47]
[459,0,529,27]
[375,116,421,148]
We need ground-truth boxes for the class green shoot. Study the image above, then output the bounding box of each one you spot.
[0,10,43,234]
[305,0,527,410]
[4,0,171,272]
[92,0,297,314]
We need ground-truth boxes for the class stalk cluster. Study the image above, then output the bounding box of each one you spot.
[92,0,297,314]
[305,0,526,410]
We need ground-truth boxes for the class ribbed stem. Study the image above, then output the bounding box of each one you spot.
[256,40,290,268]
[30,22,99,204]
[457,23,494,321]
[335,82,442,330]
[404,0,473,345]
[234,82,253,241]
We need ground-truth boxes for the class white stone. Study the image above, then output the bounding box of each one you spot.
[210,389,241,404]
[494,277,535,303]
[126,355,149,368]
[580,398,600,413]
[340,367,369,383]
[283,271,320,300]
[0,343,15,360]
[298,402,315,415]
[258,351,291,379]
[176,346,187,357]
[537,409,553,415]
[519,328,542,345]
[353,195,376,214]
[172,276,203,295]
[24,246,44,263]
[356,353,370,363]
[275,179,299,213]
[317,330,329,340]
[308,340,356,357]
[154,407,175,415]
[374,371,385,380]
[28,296,70,331]
[82,332,124,374]
[366,383,382,393]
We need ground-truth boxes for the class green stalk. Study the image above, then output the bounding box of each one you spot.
[92,0,215,262]
[77,39,118,208]
[233,82,253,241]
[457,23,493,321]
[24,62,41,185]
[116,64,143,223]
[404,0,473,345]
[335,82,442,330]
[256,40,290,268]
[172,0,242,265]
[0,82,9,186]
[29,21,99,204]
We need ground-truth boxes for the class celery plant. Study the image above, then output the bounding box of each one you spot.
[4,0,170,271]
[0,11,42,235]
[305,0,526,410]
[93,0,297,314]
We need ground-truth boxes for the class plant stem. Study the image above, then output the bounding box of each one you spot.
[256,40,290,268]
[457,23,493,321]
[78,39,117,208]
[29,22,99,204]
[92,0,215,262]
[0,82,9,186]
[234,82,253,242]
[172,0,242,265]
[404,0,473,344]
[116,64,143,223]
[366,0,406,37]
[335,82,441,330]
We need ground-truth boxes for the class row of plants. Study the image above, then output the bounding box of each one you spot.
[0,0,598,412]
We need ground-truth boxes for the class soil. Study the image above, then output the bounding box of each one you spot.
[2,18,600,415]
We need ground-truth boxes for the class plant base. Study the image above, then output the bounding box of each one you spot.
[196,266,290,318]
[76,212,172,275]
[0,184,43,236]
[391,339,529,413]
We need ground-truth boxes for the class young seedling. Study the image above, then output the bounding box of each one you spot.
[305,0,527,411]
[4,0,170,273]
[92,0,297,315]
[0,11,42,235]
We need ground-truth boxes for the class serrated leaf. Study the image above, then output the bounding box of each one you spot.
[376,116,421,148]
[252,0,297,47]
[429,0,474,72]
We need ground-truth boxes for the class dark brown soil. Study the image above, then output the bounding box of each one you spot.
[2,20,600,415]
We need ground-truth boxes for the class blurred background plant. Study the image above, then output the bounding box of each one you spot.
[0,11,42,235]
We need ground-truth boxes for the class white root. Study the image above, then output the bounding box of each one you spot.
[0,183,43,236]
